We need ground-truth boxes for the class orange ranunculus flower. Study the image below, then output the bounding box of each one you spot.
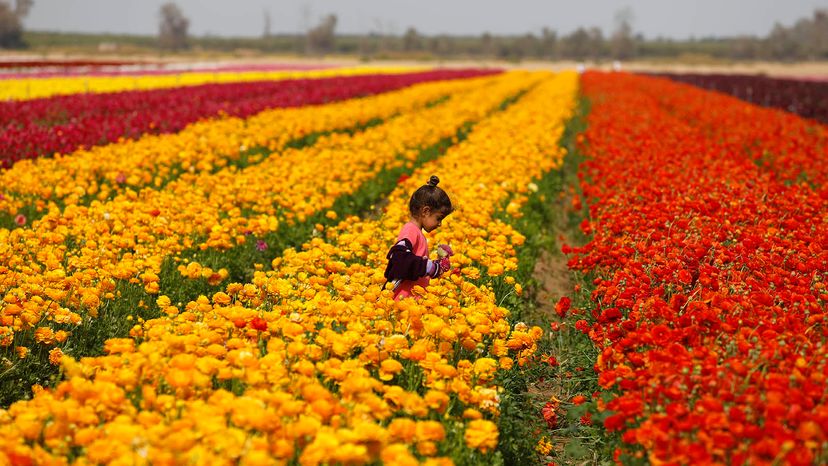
[381,444,418,466]
[33,327,55,345]
[387,418,417,443]
[379,358,404,381]
[464,419,498,453]
[415,421,445,443]
[47,347,63,365]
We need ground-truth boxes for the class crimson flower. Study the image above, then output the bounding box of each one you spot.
[249,317,267,332]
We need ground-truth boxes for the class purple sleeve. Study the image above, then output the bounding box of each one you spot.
[384,239,429,281]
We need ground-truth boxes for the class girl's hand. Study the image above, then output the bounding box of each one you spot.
[437,256,451,275]
[426,256,451,278]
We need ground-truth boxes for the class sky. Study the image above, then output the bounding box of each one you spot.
[23,0,828,40]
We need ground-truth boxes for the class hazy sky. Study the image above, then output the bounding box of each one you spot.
[24,0,828,39]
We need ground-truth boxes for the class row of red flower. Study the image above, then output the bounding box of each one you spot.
[658,72,828,124]
[646,74,828,189]
[567,72,828,465]
[0,69,497,168]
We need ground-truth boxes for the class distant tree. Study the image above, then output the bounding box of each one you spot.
[758,9,828,60]
[358,34,378,59]
[480,32,494,57]
[808,10,828,58]
[427,34,453,57]
[370,18,392,53]
[0,3,23,48]
[795,9,828,59]
[495,39,512,60]
[728,35,760,60]
[812,10,828,58]
[306,14,337,54]
[765,22,802,60]
[560,27,592,60]
[14,0,31,16]
[263,8,271,38]
[403,27,421,51]
[540,27,558,59]
[587,27,606,60]
[0,0,33,48]
[610,7,637,60]
[158,2,190,51]
[516,32,540,59]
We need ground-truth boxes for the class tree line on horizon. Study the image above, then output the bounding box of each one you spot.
[2,1,828,62]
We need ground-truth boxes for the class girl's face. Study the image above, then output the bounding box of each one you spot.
[420,207,449,233]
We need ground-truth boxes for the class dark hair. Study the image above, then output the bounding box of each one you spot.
[409,175,453,217]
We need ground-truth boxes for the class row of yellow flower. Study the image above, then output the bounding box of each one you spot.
[0,65,419,101]
[0,71,578,464]
[0,74,488,218]
[0,73,528,349]
[183,72,535,240]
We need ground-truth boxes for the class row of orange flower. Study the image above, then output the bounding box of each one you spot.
[0,71,578,464]
[567,72,828,465]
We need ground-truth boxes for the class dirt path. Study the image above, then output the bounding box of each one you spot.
[533,247,574,311]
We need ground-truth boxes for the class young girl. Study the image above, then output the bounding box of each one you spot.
[384,175,455,300]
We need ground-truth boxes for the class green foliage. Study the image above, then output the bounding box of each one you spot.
[484,96,628,465]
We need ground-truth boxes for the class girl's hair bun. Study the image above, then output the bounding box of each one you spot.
[409,174,452,216]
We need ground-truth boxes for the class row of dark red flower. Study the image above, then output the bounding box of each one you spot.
[566,72,828,465]
[657,72,828,124]
[0,69,497,168]
[0,60,152,69]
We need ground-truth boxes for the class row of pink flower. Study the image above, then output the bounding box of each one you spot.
[0,61,337,79]
[567,72,828,465]
[0,69,498,168]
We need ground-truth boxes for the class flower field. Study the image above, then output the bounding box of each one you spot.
[0,69,495,166]
[1,64,826,465]
[559,72,828,465]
